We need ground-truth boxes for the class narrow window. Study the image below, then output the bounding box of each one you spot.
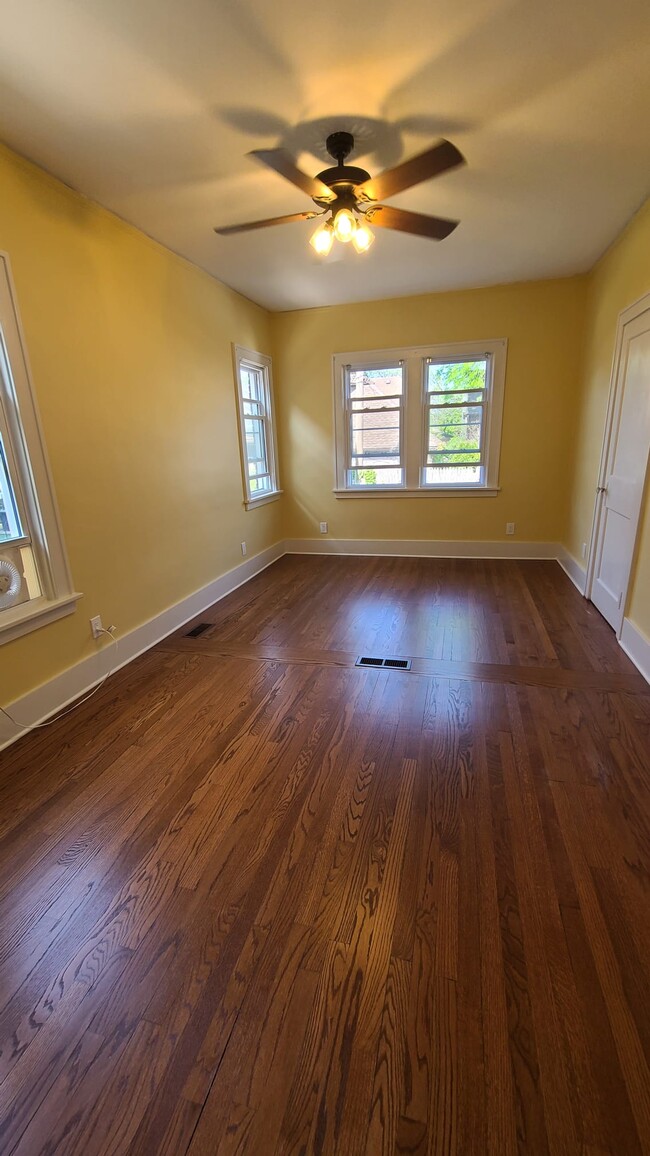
[233,346,280,508]
[0,252,78,644]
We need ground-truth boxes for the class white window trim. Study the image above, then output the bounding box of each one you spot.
[333,339,507,496]
[0,252,80,644]
[233,345,281,509]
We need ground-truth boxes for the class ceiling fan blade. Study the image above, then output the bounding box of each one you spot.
[215,211,318,235]
[367,206,459,240]
[357,140,465,202]
[248,149,333,201]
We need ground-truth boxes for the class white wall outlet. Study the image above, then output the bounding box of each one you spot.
[319,521,328,534]
[240,541,247,556]
[90,615,103,639]
[506,522,515,536]
[581,542,587,558]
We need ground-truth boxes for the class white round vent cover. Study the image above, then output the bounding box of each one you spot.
[0,556,23,609]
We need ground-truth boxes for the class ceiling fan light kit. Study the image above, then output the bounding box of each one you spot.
[215,129,465,257]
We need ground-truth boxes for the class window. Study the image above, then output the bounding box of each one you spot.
[0,252,78,644]
[233,345,281,508]
[348,363,404,487]
[333,339,507,495]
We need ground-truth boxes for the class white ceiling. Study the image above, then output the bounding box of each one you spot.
[0,0,649,311]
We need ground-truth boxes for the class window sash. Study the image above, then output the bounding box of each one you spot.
[344,364,405,487]
[0,341,34,549]
[425,400,486,466]
[0,431,28,546]
[422,355,491,485]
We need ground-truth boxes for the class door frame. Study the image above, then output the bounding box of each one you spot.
[585,289,650,635]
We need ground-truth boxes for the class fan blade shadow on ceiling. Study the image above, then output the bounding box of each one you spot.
[217,110,474,173]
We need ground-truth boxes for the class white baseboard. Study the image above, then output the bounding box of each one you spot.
[284,538,562,560]
[0,541,284,751]
[557,546,587,594]
[619,618,650,685]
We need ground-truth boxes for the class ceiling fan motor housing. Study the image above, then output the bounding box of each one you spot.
[313,133,371,209]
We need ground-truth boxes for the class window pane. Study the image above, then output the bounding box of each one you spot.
[351,409,400,463]
[424,465,482,485]
[0,433,24,543]
[427,360,487,394]
[348,467,404,486]
[240,366,265,406]
[244,418,268,473]
[250,474,272,493]
[349,365,403,398]
[428,404,483,465]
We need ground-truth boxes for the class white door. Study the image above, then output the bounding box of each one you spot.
[589,297,650,633]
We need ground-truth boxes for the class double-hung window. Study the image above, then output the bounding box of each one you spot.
[0,252,78,643]
[334,339,506,495]
[233,346,281,508]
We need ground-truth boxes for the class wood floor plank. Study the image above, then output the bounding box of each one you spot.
[0,556,648,1156]
[365,954,411,1156]
[499,729,581,1154]
[552,785,650,1147]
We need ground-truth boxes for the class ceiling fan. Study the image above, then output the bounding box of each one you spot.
[214,131,465,255]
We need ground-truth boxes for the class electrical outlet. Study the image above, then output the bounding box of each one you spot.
[319,521,328,534]
[240,541,247,556]
[506,522,515,536]
[581,542,587,558]
[90,615,103,639]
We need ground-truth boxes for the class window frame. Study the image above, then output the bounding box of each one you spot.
[0,251,79,645]
[333,339,507,496]
[233,345,281,509]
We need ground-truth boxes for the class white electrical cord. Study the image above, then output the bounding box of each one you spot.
[0,626,118,733]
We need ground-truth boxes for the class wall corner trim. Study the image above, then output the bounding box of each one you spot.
[619,618,650,685]
[557,547,587,594]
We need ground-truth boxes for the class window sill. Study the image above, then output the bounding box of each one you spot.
[0,592,82,646]
[333,487,501,499]
[244,489,283,510]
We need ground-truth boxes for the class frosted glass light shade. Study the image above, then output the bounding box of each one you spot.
[333,209,356,243]
[310,223,334,255]
[352,222,375,252]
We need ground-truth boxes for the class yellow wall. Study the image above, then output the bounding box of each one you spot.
[565,197,650,640]
[0,143,280,704]
[272,278,587,543]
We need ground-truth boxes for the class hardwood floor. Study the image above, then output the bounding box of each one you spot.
[0,556,649,1155]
